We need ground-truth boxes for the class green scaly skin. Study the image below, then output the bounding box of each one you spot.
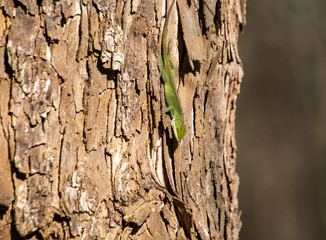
[157,0,186,141]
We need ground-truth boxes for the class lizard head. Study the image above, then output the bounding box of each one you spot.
[171,118,186,141]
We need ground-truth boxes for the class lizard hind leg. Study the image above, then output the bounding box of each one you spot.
[162,106,173,114]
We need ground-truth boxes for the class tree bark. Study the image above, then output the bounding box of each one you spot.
[0,0,245,239]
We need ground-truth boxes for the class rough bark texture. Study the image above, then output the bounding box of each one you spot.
[0,0,245,239]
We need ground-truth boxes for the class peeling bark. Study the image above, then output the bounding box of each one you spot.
[0,0,245,239]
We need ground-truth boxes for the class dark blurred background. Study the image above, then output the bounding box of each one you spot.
[237,0,326,239]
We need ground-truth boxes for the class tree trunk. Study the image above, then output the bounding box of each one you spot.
[0,0,245,239]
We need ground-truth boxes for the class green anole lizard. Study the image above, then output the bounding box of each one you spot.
[157,0,186,141]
